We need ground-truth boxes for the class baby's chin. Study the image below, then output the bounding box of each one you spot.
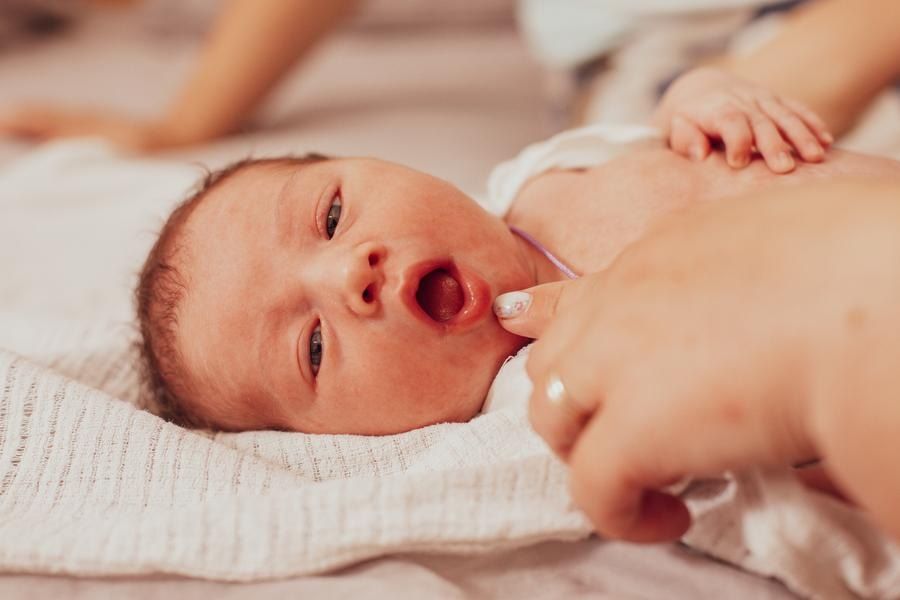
[382,330,528,434]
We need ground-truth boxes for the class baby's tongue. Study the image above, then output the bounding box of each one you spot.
[416,269,464,322]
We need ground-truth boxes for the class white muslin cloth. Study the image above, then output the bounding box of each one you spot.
[1,135,899,598]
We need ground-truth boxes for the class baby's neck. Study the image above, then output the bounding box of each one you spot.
[509,226,571,287]
[509,225,580,281]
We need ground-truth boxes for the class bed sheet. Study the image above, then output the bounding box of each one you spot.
[0,539,797,600]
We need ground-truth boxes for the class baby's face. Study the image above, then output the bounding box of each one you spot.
[177,158,534,434]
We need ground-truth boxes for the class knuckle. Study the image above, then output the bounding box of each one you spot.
[782,113,805,128]
[717,109,744,125]
[549,286,564,319]
[791,100,815,116]
[749,114,773,130]
[756,133,785,151]
[759,97,782,112]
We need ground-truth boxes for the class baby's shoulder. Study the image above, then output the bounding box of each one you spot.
[486,123,663,216]
[505,146,676,217]
[504,166,587,229]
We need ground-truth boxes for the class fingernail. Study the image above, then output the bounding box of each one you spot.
[730,154,749,168]
[690,145,705,161]
[822,131,834,145]
[493,291,531,319]
[777,151,794,171]
[807,144,824,160]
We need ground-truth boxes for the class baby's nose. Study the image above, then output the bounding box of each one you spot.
[341,242,386,317]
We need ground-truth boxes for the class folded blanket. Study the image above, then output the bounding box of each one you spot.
[2,141,899,598]
[0,141,591,581]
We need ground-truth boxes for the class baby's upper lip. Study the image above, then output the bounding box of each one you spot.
[399,259,490,332]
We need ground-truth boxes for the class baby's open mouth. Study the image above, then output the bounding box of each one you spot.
[415,267,465,322]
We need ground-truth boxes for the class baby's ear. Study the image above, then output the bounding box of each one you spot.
[492,280,571,339]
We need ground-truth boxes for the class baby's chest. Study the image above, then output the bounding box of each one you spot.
[505,152,705,274]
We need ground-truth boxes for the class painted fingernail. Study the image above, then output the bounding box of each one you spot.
[493,291,532,319]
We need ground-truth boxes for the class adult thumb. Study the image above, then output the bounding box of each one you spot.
[492,279,572,339]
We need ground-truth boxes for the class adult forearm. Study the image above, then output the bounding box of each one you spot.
[813,339,900,539]
[719,0,900,136]
[158,0,360,145]
[803,181,900,539]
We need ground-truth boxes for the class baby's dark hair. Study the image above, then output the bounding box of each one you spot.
[135,153,329,428]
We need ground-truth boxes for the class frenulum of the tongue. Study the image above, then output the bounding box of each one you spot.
[417,270,464,322]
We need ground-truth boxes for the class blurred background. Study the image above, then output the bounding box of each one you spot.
[2,0,900,197]
[0,0,554,195]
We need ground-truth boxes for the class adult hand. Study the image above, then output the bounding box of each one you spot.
[490,183,900,543]
[0,105,185,152]
[653,67,833,173]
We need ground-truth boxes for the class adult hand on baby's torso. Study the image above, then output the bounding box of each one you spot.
[505,146,772,278]
[652,67,833,174]
[492,182,882,543]
[505,142,900,286]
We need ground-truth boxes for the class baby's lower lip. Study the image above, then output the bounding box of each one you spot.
[443,265,490,330]
[402,261,490,332]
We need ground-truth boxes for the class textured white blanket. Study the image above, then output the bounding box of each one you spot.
[0,141,590,581]
[2,142,899,598]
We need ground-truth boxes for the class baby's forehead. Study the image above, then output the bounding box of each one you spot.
[185,163,293,237]
[175,168,286,368]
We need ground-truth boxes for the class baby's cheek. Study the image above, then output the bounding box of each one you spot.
[355,321,524,431]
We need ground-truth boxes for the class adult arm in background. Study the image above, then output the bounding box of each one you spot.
[0,0,359,151]
[493,179,900,543]
[651,0,900,170]
[716,0,900,138]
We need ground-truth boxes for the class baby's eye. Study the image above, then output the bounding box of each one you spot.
[309,323,323,375]
[325,195,342,239]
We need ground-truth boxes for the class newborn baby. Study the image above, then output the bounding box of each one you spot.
[136,68,900,435]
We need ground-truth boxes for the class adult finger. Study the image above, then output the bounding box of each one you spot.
[527,354,601,459]
[708,109,753,168]
[794,463,853,504]
[781,98,833,146]
[0,108,29,134]
[0,107,53,138]
[748,111,795,173]
[669,114,710,161]
[493,279,575,339]
[759,98,825,162]
[568,409,692,542]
